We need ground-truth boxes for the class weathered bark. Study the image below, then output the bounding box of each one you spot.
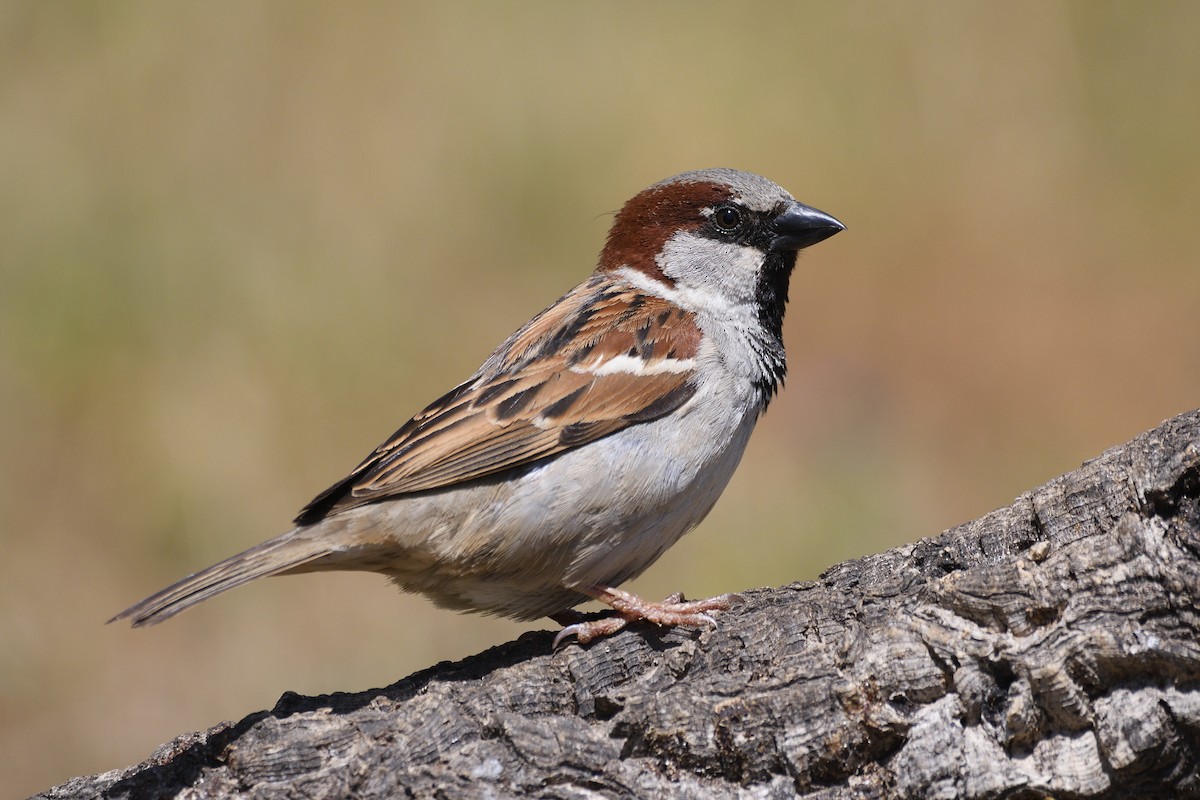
[38,410,1200,799]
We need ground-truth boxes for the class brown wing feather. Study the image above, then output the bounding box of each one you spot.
[295,276,701,524]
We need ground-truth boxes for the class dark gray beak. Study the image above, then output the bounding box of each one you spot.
[771,201,845,252]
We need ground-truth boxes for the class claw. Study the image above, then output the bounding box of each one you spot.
[551,586,741,647]
[553,616,629,648]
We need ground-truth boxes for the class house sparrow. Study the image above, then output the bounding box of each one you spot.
[112,168,843,645]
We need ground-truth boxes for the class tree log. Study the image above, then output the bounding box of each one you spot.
[37,410,1200,799]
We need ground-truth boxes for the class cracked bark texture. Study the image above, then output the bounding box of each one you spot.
[38,410,1200,799]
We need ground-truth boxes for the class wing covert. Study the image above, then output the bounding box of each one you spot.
[295,277,701,524]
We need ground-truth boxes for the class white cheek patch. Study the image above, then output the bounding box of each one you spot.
[580,353,696,377]
[654,231,764,308]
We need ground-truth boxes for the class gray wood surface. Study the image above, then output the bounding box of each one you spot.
[37,410,1200,799]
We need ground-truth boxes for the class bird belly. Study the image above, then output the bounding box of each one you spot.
[322,389,758,620]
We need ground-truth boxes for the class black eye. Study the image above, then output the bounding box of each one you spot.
[712,205,743,233]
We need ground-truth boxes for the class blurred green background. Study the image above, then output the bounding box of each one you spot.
[3,2,1199,795]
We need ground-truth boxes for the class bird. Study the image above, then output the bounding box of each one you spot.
[111,168,844,646]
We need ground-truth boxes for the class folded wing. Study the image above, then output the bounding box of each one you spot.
[295,276,702,523]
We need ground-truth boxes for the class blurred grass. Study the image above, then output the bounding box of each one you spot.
[3,2,1200,796]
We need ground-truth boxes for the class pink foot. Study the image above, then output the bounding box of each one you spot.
[552,586,742,647]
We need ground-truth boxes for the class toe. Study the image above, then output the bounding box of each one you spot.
[553,616,629,647]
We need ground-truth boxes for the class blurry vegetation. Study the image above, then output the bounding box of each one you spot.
[2,2,1199,797]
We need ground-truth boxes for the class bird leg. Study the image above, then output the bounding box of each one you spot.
[552,586,741,647]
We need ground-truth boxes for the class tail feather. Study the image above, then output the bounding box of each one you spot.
[109,531,331,627]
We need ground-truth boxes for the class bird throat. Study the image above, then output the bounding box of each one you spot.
[750,250,797,407]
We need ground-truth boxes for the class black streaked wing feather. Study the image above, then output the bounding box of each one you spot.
[295,277,701,524]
